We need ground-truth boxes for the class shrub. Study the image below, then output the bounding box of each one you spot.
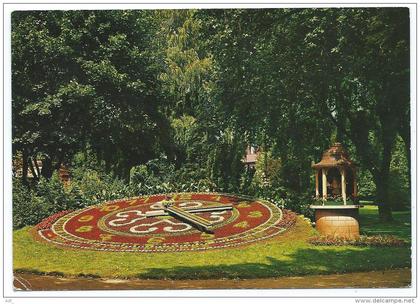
[13,180,45,229]
[35,173,76,212]
[13,173,75,229]
[281,192,315,219]
[68,169,133,208]
[278,209,298,229]
[13,167,133,229]
[129,157,217,195]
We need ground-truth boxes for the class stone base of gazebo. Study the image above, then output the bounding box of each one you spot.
[310,205,363,239]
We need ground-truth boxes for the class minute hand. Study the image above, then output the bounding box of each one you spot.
[145,204,233,218]
[165,205,215,234]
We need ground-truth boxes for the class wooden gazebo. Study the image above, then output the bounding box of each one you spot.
[312,143,357,204]
[310,143,362,239]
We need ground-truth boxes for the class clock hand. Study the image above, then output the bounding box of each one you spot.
[143,200,234,233]
[144,204,233,217]
[165,205,215,234]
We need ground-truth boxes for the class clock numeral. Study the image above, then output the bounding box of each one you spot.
[127,199,138,206]
[99,234,113,241]
[75,225,93,233]
[173,193,192,201]
[237,201,251,208]
[100,205,119,212]
[200,232,215,240]
[78,215,94,222]
[234,221,250,229]
[147,237,165,244]
[248,211,263,218]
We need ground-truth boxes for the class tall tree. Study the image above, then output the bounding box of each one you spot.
[295,8,410,220]
[12,10,173,180]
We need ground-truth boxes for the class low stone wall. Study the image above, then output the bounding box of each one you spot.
[314,207,360,239]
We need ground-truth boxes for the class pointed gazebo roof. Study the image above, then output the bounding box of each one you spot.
[311,143,356,169]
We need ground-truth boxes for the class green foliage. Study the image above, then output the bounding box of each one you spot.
[12,180,42,229]
[313,198,356,206]
[206,135,244,192]
[12,11,171,179]
[11,9,410,224]
[129,156,216,194]
[13,173,75,229]
[388,136,410,210]
[13,160,134,229]
[252,150,282,188]
[158,10,215,117]
[357,169,376,199]
[68,170,132,208]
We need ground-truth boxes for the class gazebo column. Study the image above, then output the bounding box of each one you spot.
[340,168,347,205]
[322,168,327,201]
[315,169,319,198]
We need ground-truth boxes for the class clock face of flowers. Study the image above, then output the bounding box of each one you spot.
[34,193,286,252]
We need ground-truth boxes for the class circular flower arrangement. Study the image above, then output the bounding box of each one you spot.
[33,193,293,253]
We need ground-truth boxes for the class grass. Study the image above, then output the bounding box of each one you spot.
[13,207,412,280]
[359,205,412,242]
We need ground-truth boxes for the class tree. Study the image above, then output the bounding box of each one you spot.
[12,10,173,181]
[201,9,334,193]
[201,8,410,220]
[294,8,410,220]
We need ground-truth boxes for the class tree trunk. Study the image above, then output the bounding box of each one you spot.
[374,138,394,222]
[28,157,39,181]
[33,155,41,177]
[53,151,65,172]
[41,156,53,178]
[375,173,393,222]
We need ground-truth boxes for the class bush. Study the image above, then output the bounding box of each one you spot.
[13,173,76,229]
[68,169,133,208]
[13,168,134,229]
[129,157,216,195]
[13,180,45,229]
[280,191,315,219]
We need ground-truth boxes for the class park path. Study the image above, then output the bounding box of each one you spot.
[13,268,411,290]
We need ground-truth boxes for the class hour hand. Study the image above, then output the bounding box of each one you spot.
[165,205,215,234]
[144,204,233,218]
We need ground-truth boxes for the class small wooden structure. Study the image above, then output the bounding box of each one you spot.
[310,143,362,239]
[311,142,357,203]
[242,146,259,170]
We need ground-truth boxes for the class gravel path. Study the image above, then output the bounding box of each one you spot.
[13,268,411,290]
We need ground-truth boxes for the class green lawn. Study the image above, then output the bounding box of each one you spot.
[359,205,412,242]
[13,207,411,280]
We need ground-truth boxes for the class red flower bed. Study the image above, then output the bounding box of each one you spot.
[35,210,73,231]
[308,234,407,247]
